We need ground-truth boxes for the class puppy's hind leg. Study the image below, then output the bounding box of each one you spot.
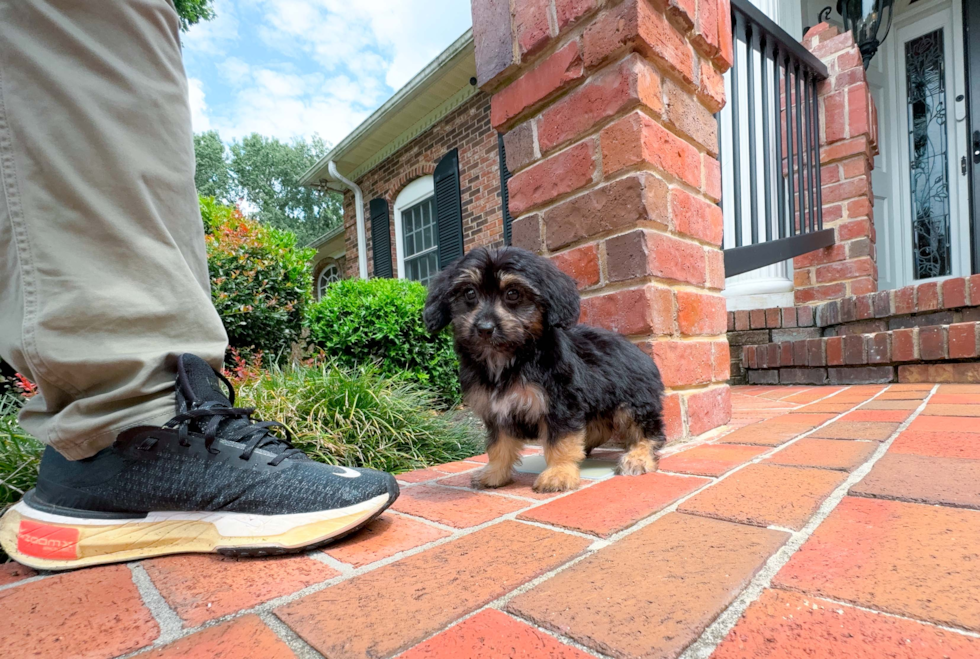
[616,409,662,476]
[473,430,523,488]
[534,429,585,493]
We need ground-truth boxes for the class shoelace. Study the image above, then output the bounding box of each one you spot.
[164,370,304,467]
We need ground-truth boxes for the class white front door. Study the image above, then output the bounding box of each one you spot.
[878,0,972,288]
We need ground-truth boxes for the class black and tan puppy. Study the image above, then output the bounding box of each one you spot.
[423,246,665,492]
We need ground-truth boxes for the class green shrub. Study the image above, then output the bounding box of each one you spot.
[237,363,481,473]
[202,196,315,359]
[0,394,43,511]
[306,278,460,405]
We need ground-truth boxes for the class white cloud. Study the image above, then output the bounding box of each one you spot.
[180,0,472,144]
[182,0,240,55]
[253,0,472,89]
[207,64,374,144]
[187,77,211,132]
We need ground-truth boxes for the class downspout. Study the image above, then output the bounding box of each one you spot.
[327,160,368,279]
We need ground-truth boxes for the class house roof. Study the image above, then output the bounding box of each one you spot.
[300,29,477,190]
[306,222,346,249]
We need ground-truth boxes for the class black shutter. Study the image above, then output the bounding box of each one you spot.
[434,149,464,269]
[369,197,392,278]
[497,133,513,246]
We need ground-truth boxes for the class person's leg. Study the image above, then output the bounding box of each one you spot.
[0,0,227,460]
[0,0,399,571]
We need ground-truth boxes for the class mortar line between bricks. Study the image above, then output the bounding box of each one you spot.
[128,563,185,646]
[0,571,50,593]
[47,384,883,657]
[767,589,980,639]
[110,473,607,655]
[259,610,326,659]
[388,385,890,658]
[676,383,941,659]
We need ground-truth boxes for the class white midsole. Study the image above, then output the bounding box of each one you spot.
[11,493,389,537]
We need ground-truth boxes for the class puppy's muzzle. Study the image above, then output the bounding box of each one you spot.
[475,319,495,339]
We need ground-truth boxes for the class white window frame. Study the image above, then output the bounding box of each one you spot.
[393,175,437,281]
[317,262,341,299]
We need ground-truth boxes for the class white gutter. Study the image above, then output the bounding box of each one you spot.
[327,161,368,279]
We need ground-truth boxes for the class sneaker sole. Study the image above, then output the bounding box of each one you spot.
[0,492,393,571]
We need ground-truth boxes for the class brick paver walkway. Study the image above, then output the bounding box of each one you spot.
[2,384,979,658]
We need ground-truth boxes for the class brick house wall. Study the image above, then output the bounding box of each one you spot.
[340,92,506,278]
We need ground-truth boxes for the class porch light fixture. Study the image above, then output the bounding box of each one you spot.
[836,0,895,69]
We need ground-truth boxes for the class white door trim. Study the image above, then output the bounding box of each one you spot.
[886,1,971,286]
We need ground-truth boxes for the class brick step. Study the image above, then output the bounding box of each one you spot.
[728,275,980,384]
[741,321,980,385]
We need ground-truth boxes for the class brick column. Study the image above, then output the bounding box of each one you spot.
[472,0,733,441]
[793,23,879,304]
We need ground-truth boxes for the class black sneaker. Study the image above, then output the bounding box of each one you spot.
[0,355,398,570]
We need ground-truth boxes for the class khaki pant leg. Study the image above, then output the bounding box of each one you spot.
[0,0,228,459]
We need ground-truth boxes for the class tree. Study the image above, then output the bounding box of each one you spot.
[193,131,232,200]
[174,0,216,31]
[193,131,342,245]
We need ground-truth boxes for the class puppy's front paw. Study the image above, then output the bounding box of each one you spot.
[472,466,513,489]
[533,466,580,492]
[617,451,659,476]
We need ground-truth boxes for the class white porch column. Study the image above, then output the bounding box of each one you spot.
[721,0,803,311]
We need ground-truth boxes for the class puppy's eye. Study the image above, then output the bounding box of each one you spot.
[463,287,478,303]
[505,288,521,302]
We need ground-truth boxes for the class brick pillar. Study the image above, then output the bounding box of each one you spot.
[472,0,733,440]
[793,23,879,304]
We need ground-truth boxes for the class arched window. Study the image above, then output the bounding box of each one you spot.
[317,262,341,299]
[394,176,438,286]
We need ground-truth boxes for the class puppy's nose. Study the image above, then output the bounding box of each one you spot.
[476,320,495,338]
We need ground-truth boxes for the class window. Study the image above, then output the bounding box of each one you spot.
[401,197,439,285]
[394,176,438,286]
[316,262,341,299]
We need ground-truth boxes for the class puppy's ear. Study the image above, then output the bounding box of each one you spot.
[423,259,461,333]
[536,256,580,329]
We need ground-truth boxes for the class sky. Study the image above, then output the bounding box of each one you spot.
[181,0,473,146]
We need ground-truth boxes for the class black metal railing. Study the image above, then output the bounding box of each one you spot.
[721,0,835,277]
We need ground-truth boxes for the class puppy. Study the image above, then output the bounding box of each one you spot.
[423,246,665,492]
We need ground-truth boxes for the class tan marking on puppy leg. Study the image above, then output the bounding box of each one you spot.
[584,417,613,456]
[615,409,660,476]
[534,430,585,493]
[472,432,523,488]
[618,438,660,475]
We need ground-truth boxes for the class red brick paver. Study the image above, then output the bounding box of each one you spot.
[775,496,980,631]
[766,438,877,471]
[391,484,528,527]
[508,513,788,658]
[851,453,980,509]
[922,404,980,417]
[396,468,450,483]
[274,521,589,659]
[890,430,980,459]
[714,588,980,659]
[0,565,159,659]
[720,421,815,446]
[323,514,451,567]
[907,415,980,434]
[143,553,338,627]
[436,470,565,500]
[809,421,900,441]
[6,384,980,659]
[146,615,295,658]
[399,609,592,659]
[519,471,709,537]
[660,443,769,476]
[679,464,847,530]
